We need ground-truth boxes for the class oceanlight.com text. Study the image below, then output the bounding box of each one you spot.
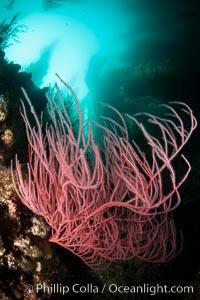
[24,282,194,296]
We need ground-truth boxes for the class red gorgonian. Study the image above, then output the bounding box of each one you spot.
[12,75,197,269]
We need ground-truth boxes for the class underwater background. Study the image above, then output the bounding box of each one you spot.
[0,0,200,299]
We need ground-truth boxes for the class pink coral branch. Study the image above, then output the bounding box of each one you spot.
[12,80,197,269]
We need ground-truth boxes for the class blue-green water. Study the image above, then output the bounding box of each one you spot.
[2,0,199,118]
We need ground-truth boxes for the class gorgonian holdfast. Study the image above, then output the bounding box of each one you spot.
[12,74,197,269]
